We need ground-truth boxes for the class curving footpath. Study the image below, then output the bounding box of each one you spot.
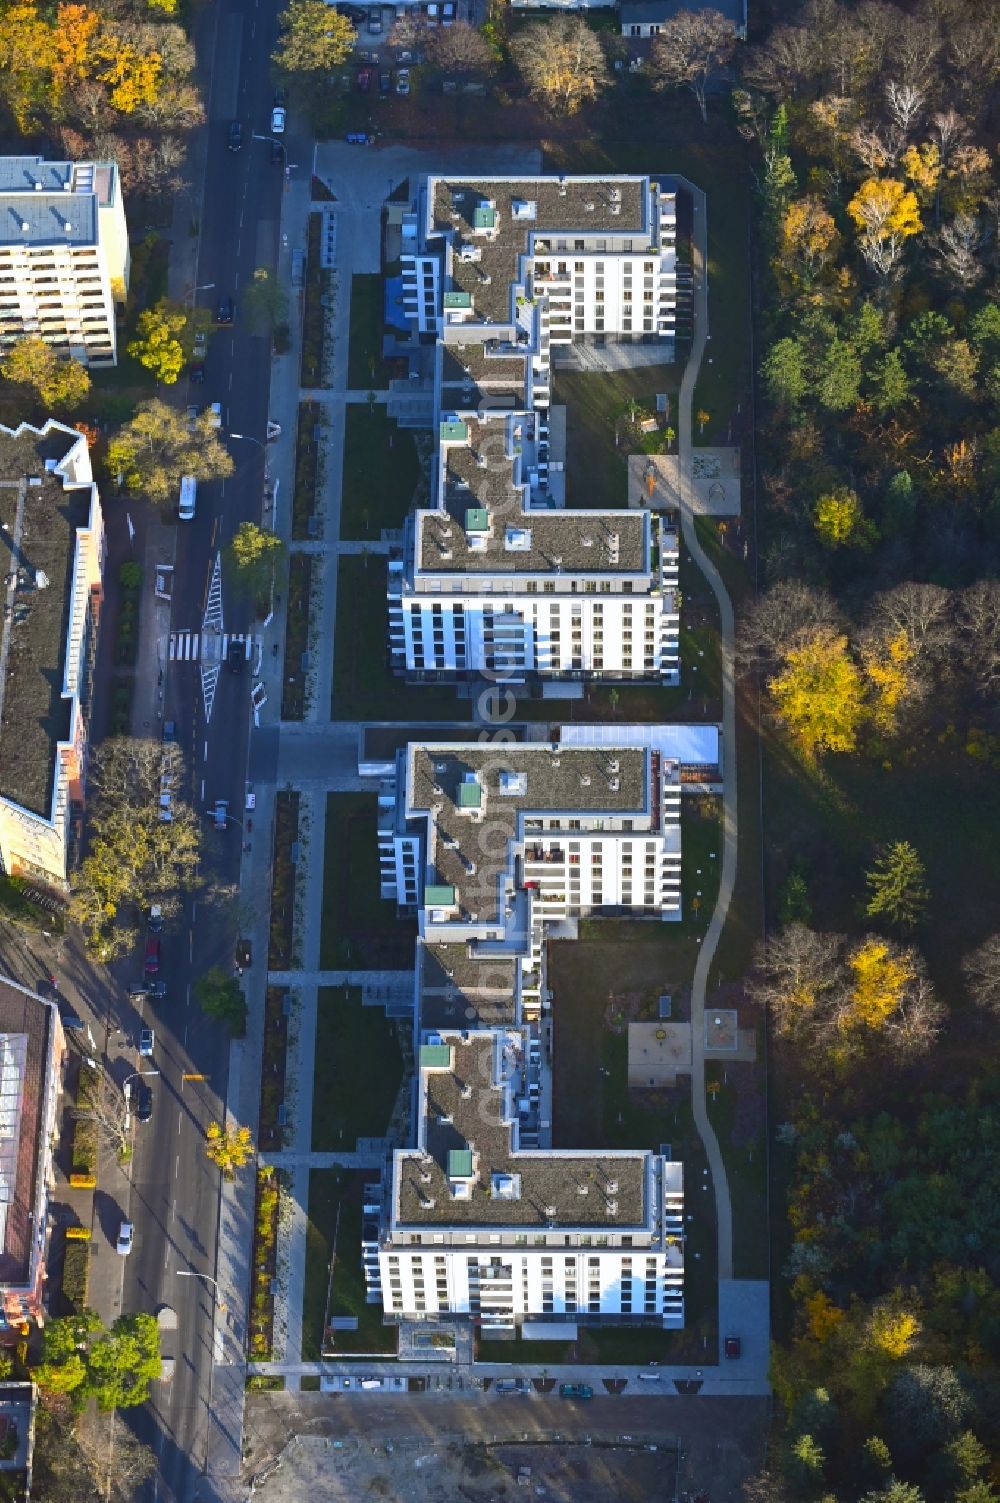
[673,175,737,1282]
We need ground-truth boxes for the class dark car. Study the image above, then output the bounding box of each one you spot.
[357,65,372,90]
[378,70,391,94]
[228,120,243,152]
[162,720,176,742]
[227,639,246,673]
[143,934,160,976]
[189,360,205,383]
[216,296,234,324]
[135,1082,153,1123]
[724,1335,742,1359]
[270,137,284,166]
[273,84,286,107]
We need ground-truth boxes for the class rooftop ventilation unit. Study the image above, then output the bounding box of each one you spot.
[584,201,596,213]
[580,776,591,788]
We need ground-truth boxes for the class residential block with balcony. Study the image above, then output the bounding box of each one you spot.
[0,156,130,368]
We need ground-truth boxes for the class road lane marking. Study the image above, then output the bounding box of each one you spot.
[200,778,205,801]
[175,1155,180,1176]
[178,1115,182,1135]
[203,740,209,761]
[184,1023,189,1046]
[192,900,197,922]
[183,1073,206,1081]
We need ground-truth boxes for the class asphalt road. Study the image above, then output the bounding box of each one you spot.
[118,0,294,1495]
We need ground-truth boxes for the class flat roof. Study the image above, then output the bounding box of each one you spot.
[430,177,649,325]
[397,1033,647,1227]
[558,722,722,767]
[0,427,91,817]
[0,978,54,1287]
[419,942,518,1029]
[410,743,649,923]
[417,416,646,576]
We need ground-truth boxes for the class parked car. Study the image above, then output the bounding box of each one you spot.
[273,84,286,107]
[226,639,246,673]
[208,401,224,429]
[190,359,205,383]
[442,1,454,21]
[346,131,374,143]
[135,1082,153,1123]
[228,120,243,151]
[271,105,286,134]
[128,981,167,1000]
[395,67,410,95]
[425,3,438,22]
[116,1222,134,1256]
[148,905,163,934]
[139,1028,155,1058]
[193,330,207,359]
[213,799,229,831]
[724,1335,742,1359]
[559,1383,593,1399]
[357,65,372,89]
[367,7,382,32]
[216,296,234,324]
[143,934,161,976]
[162,720,177,742]
[378,69,391,93]
[270,137,284,165]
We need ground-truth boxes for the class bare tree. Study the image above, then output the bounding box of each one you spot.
[736,580,842,675]
[866,581,954,664]
[956,579,1000,699]
[75,1413,158,1502]
[748,924,846,1050]
[854,0,904,79]
[884,79,924,154]
[946,7,1000,114]
[75,1070,131,1162]
[509,17,608,115]
[928,214,989,288]
[647,8,736,124]
[388,13,426,52]
[930,108,968,165]
[424,20,492,74]
[742,24,821,99]
[850,126,892,174]
[891,11,942,90]
[963,934,1000,1013]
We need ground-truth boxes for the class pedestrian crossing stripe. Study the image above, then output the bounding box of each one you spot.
[168,632,254,663]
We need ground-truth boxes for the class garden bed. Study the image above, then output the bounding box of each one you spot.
[71,1065,99,1177]
[267,792,299,971]
[292,401,323,541]
[280,553,313,721]
[59,1239,91,1316]
[258,985,290,1152]
[301,213,330,389]
[248,1166,280,1362]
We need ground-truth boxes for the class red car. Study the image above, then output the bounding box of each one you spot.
[143,934,161,976]
[357,66,372,90]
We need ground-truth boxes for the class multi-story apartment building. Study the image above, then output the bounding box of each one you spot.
[368,735,708,1332]
[0,156,130,368]
[390,176,680,688]
[0,421,106,892]
[0,976,66,1332]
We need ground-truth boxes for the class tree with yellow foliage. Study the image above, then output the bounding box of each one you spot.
[843,938,915,1031]
[127,301,188,383]
[205,1121,254,1180]
[510,16,608,116]
[0,336,91,408]
[804,1290,845,1344]
[768,627,867,758]
[847,178,922,277]
[813,487,875,550]
[97,40,162,112]
[901,142,942,205]
[835,936,941,1053]
[780,196,840,280]
[272,0,355,74]
[860,629,916,735]
[0,3,58,129]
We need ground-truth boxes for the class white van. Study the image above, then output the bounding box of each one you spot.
[179,474,197,521]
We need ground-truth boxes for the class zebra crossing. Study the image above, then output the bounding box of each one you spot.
[168,631,255,663]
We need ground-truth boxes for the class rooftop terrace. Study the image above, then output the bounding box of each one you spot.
[397,1033,646,1227]
[420,943,518,1029]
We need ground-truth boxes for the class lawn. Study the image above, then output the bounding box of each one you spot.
[312,987,404,1151]
[705,1056,768,1281]
[302,1169,399,1359]
[340,403,421,540]
[347,274,389,390]
[320,793,417,969]
[332,555,463,721]
[556,364,679,510]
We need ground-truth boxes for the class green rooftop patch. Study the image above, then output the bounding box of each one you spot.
[424,884,456,907]
[440,420,468,443]
[420,1043,452,1070]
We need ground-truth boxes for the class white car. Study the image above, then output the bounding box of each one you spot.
[208,401,224,429]
[117,1222,134,1256]
[271,105,286,134]
[139,1028,155,1058]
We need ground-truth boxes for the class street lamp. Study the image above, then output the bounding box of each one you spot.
[186,281,215,309]
[176,1268,226,1474]
[122,1068,160,1100]
[230,431,270,487]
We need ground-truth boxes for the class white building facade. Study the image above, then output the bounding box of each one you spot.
[0,157,130,368]
[392,176,681,688]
